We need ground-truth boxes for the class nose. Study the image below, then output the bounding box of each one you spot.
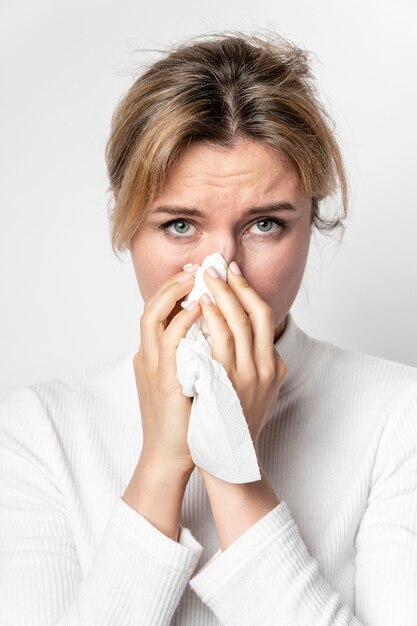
[207,238,240,269]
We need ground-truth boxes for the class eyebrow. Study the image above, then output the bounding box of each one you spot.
[151,202,297,217]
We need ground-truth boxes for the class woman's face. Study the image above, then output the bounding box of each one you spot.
[129,137,313,342]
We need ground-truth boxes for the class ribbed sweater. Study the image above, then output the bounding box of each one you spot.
[1,312,417,625]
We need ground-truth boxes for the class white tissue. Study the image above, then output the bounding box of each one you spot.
[176,252,261,483]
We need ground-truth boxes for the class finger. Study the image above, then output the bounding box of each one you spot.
[275,350,288,387]
[201,268,255,373]
[225,264,276,374]
[140,271,197,366]
[197,293,236,372]
[145,268,197,309]
[158,299,202,386]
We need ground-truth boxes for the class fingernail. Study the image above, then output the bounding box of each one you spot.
[206,266,219,278]
[200,292,212,304]
[186,299,198,310]
[183,263,200,272]
[177,272,193,282]
[230,261,241,275]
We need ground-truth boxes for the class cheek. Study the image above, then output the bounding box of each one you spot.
[245,236,310,315]
[248,264,293,305]
[131,245,183,302]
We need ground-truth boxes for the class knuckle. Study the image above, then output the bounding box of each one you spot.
[239,276,251,289]
[235,312,251,328]
[143,298,152,312]
[259,362,277,383]
[140,307,151,325]
[134,347,142,363]
[221,332,234,348]
[275,354,288,380]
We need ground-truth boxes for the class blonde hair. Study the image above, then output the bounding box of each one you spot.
[105,30,349,260]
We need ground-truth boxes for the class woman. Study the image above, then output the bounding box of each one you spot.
[1,31,416,625]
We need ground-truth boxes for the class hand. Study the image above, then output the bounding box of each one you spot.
[198,263,287,448]
[133,267,202,476]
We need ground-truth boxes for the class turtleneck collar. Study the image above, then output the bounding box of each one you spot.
[274,311,326,396]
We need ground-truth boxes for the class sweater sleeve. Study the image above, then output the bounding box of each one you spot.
[189,383,417,626]
[0,386,203,625]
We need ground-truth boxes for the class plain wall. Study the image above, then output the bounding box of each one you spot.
[1,0,416,400]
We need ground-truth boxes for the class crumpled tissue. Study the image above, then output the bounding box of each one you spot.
[175,252,262,483]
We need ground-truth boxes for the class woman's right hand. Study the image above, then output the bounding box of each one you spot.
[133,267,202,477]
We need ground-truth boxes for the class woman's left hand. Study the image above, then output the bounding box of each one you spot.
[198,262,288,450]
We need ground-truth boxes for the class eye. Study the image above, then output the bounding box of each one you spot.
[247,218,285,237]
[159,219,197,239]
[159,217,286,240]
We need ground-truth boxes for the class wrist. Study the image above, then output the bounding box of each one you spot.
[197,461,279,551]
[197,451,263,483]
[139,447,195,485]
[122,452,193,542]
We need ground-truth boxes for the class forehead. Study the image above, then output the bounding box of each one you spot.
[151,138,304,210]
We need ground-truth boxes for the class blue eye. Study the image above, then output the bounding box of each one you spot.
[162,220,196,237]
[159,217,286,240]
[249,219,283,235]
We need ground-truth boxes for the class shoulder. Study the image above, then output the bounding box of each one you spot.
[310,334,417,427]
[0,349,138,438]
[293,331,417,463]
[321,337,417,395]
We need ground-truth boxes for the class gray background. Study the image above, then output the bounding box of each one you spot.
[1,0,416,400]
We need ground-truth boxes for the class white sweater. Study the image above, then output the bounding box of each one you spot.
[1,312,417,625]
